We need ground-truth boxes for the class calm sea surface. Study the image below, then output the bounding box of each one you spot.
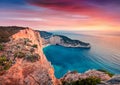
[43,31,120,78]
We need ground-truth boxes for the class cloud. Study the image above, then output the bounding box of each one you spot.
[26,0,97,13]
[88,0,120,5]
[26,0,120,13]
[25,0,120,25]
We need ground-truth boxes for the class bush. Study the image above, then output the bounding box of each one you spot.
[0,44,3,51]
[0,55,7,65]
[25,54,40,62]
[0,55,12,71]
[24,38,32,45]
[30,48,35,53]
[32,44,38,48]
[62,77,101,85]
[14,52,26,58]
[97,69,114,77]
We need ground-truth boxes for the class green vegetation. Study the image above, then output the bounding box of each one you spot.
[14,51,39,62]
[14,52,26,58]
[25,54,40,62]
[32,44,38,48]
[0,44,3,51]
[13,42,40,62]
[0,55,12,71]
[24,38,32,45]
[97,69,114,77]
[62,77,101,85]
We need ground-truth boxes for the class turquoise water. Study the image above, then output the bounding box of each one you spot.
[43,31,120,78]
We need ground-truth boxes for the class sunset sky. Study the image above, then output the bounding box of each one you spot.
[0,0,120,31]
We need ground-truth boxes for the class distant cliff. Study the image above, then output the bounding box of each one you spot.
[39,31,91,49]
[0,26,60,85]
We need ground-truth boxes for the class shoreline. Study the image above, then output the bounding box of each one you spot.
[43,44,91,49]
[42,44,51,48]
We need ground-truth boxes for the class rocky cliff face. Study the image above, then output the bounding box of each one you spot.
[98,75,120,85]
[0,27,60,85]
[61,70,111,83]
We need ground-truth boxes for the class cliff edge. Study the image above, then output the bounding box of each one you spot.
[0,26,60,85]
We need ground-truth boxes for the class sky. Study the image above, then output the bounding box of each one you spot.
[0,0,120,31]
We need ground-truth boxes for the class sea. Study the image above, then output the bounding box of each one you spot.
[43,31,120,78]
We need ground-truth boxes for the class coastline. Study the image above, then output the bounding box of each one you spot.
[43,43,91,49]
[40,31,91,49]
[42,44,51,48]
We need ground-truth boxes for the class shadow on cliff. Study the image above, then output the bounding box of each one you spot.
[0,26,27,43]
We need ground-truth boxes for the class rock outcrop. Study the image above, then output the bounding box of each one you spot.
[0,26,60,85]
[98,75,120,85]
[61,70,111,83]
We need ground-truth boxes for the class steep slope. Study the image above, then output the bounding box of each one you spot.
[0,26,60,85]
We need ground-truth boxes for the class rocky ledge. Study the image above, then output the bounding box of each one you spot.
[39,31,91,49]
[61,70,120,85]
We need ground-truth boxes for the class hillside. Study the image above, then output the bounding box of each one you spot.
[39,31,91,48]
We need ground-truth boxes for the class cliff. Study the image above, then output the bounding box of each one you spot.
[39,31,91,49]
[0,26,60,85]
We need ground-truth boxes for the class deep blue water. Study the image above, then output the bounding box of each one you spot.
[43,31,120,78]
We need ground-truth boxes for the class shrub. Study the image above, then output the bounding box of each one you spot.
[32,44,38,48]
[24,38,32,45]
[14,52,26,58]
[62,76,101,85]
[79,76,101,85]
[0,55,7,65]
[3,60,12,70]
[97,69,114,77]
[0,55,12,71]
[30,48,35,54]
[25,54,40,62]
[0,44,3,51]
